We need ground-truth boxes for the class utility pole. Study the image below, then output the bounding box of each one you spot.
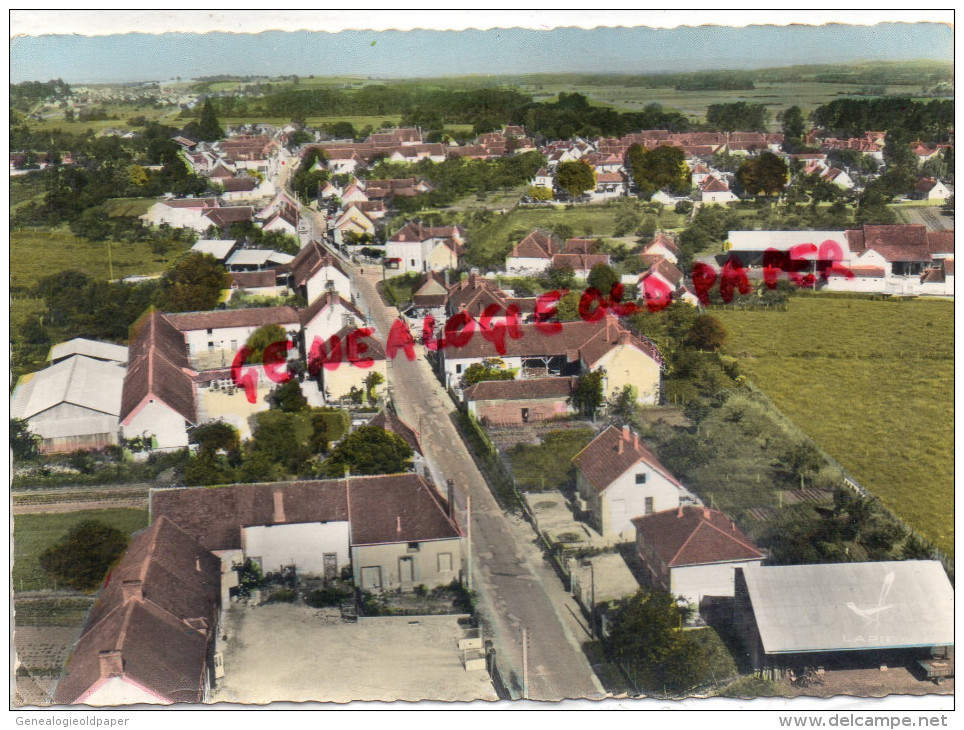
[521,626,529,700]
[465,495,472,591]
[589,561,596,641]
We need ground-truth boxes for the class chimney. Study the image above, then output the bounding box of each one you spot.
[121,579,142,602]
[619,331,630,345]
[731,520,737,532]
[446,479,456,521]
[622,425,631,441]
[98,650,124,679]
[617,439,623,454]
[195,556,201,572]
[396,516,402,534]
[272,489,286,524]
[677,505,684,518]
[703,507,711,520]
[633,432,639,450]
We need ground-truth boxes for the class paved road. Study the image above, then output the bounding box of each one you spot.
[353,269,604,701]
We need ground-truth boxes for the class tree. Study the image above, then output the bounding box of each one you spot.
[321,425,413,477]
[556,160,596,199]
[157,252,229,312]
[608,385,639,424]
[544,265,576,291]
[686,315,727,351]
[779,105,806,151]
[270,378,308,413]
[586,263,619,295]
[463,362,516,386]
[10,418,41,461]
[189,420,240,457]
[526,185,554,201]
[603,588,709,694]
[192,99,224,142]
[363,371,384,402]
[39,520,129,590]
[572,370,605,419]
[737,152,788,197]
[248,410,313,474]
[245,324,288,365]
[628,144,691,197]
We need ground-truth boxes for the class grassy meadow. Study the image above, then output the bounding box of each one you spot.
[13,509,149,592]
[714,296,954,558]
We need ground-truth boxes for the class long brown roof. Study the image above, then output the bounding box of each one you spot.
[166,307,300,332]
[203,206,254,228]
[120,310,197,425]
[444,314,661,366]
[150,474,461,551]
[631,506,763,568]
[282,240,348,288]
[572,424,682,493]
[463,376,576,402]
[54,517,220,705]
[299,291,367,328]
[510,229,558,259]
[845,224,955,260]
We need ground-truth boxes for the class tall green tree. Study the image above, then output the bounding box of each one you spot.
[587,263,619,295]
[628,144,691,198]
[556,160,597,198]
[158,252,229,312]
[572,370,606,419]
[192,99,224,142]
[737,152,788,197]
[10,418,41,461]
[779,105,806,152]
[321,425,413,477]
[685,315,727,352]
[39,520,129,590]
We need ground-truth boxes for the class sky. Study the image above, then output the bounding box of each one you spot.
[8,11,953,85]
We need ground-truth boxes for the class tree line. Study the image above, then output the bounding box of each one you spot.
[811,97,954,141]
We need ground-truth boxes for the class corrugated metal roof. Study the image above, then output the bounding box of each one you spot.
[48,338,128,364]
[11,355,125,421]
[741,561,953,654]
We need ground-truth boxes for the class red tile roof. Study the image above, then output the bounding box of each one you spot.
[914,177,941,193]
[203,206,254,228]
[509,229,559,259]
[54,517,220,705]
[645,232,680,256]
[462,376,576,402]
[120,310,197,424]
[632,506,763,568]
[282,240,348,288]
[550,253,611,270]
[298,291,366,329]
[572,425,682,493]
[699,176,730,193]
[229,270,278,289]
[845,224,954,261]
[220,176,258,192]
[563,237,600,255]
[150,474,461,551]
[640,258,684,287]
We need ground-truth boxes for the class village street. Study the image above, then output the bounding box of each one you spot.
[352,268,605,701]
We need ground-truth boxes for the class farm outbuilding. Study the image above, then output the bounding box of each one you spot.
[733,561,954,677]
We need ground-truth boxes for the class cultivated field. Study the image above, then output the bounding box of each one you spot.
[12,508,149,592]
[715,296,954,559]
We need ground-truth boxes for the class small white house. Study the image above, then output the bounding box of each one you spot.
[572,425,698,540]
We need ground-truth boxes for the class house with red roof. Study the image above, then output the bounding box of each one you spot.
[589,171,629,202]
[699,175,739,204]
[640,232,680,265]
[505,229,560,273]
[572,425,699,540]
[632,506,764,608]
[140,198,220,230]
[911,177,951,201]
[463,376,577,426]
[386,221,465,274]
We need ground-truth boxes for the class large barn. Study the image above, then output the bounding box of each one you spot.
[733,561,954,676]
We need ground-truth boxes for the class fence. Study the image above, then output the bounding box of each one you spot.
[452,409,520,511]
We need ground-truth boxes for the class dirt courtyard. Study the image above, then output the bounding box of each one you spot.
[211,603,499,705]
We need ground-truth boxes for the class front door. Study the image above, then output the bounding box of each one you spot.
[360,566,382,590]
[399,556,415,585]
[323,552,338,579]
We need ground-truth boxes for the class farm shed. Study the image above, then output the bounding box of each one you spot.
[733,561,954,675]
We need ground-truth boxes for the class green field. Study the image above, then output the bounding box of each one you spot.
[715,296,954,558]
[13,509,149,592]
[10,227,191,291]
[98,197,155,218]
[462,202,685,263]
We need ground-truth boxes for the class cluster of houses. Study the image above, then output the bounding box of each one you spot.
[318,176,433,241]
[548,423,954,678]
[10,241,385,453]
[725,223,955,296]
[53,472,466,705]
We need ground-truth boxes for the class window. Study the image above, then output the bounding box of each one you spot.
[208,341,215,350]
[206,328,213,335]
[230,340,237,351]
[407,542,420,553]
[636,472,647,484]
[410,259,416,267]
[455,364,462,374]
[645,497,654,515]
[438,553,453,572]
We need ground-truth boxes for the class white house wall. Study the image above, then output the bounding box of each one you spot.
[669,559,764,607]
[242,522,351,577]
[122,400,190,450]
[580,465,683,540]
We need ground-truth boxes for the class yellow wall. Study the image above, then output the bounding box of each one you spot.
[322,360,387,401]
[595,345,661,404]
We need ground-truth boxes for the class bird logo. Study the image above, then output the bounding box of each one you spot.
[846,571,895,627]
